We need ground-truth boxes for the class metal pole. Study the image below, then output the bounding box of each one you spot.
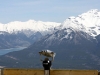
[44,70,50,75]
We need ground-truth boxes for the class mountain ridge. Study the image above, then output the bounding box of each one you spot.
[0,9,100,49]
[60,9,100,37]
[0,9,100,70]
[0,9,100,37]
[0,20,61,49]
[0,20,61,36]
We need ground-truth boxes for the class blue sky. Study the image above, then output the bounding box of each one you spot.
[0,0,100,23]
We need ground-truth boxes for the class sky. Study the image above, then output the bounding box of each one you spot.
[0,0,100,23]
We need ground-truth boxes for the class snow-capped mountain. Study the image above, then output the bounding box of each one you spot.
[47,9,100,43]
[61,9,100,37]
[25,9,100,69]
[1,9,100,70]
[0,20,61,36]
[0,20,61,49]
[0,9,100,49]
[0,9,100,39]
